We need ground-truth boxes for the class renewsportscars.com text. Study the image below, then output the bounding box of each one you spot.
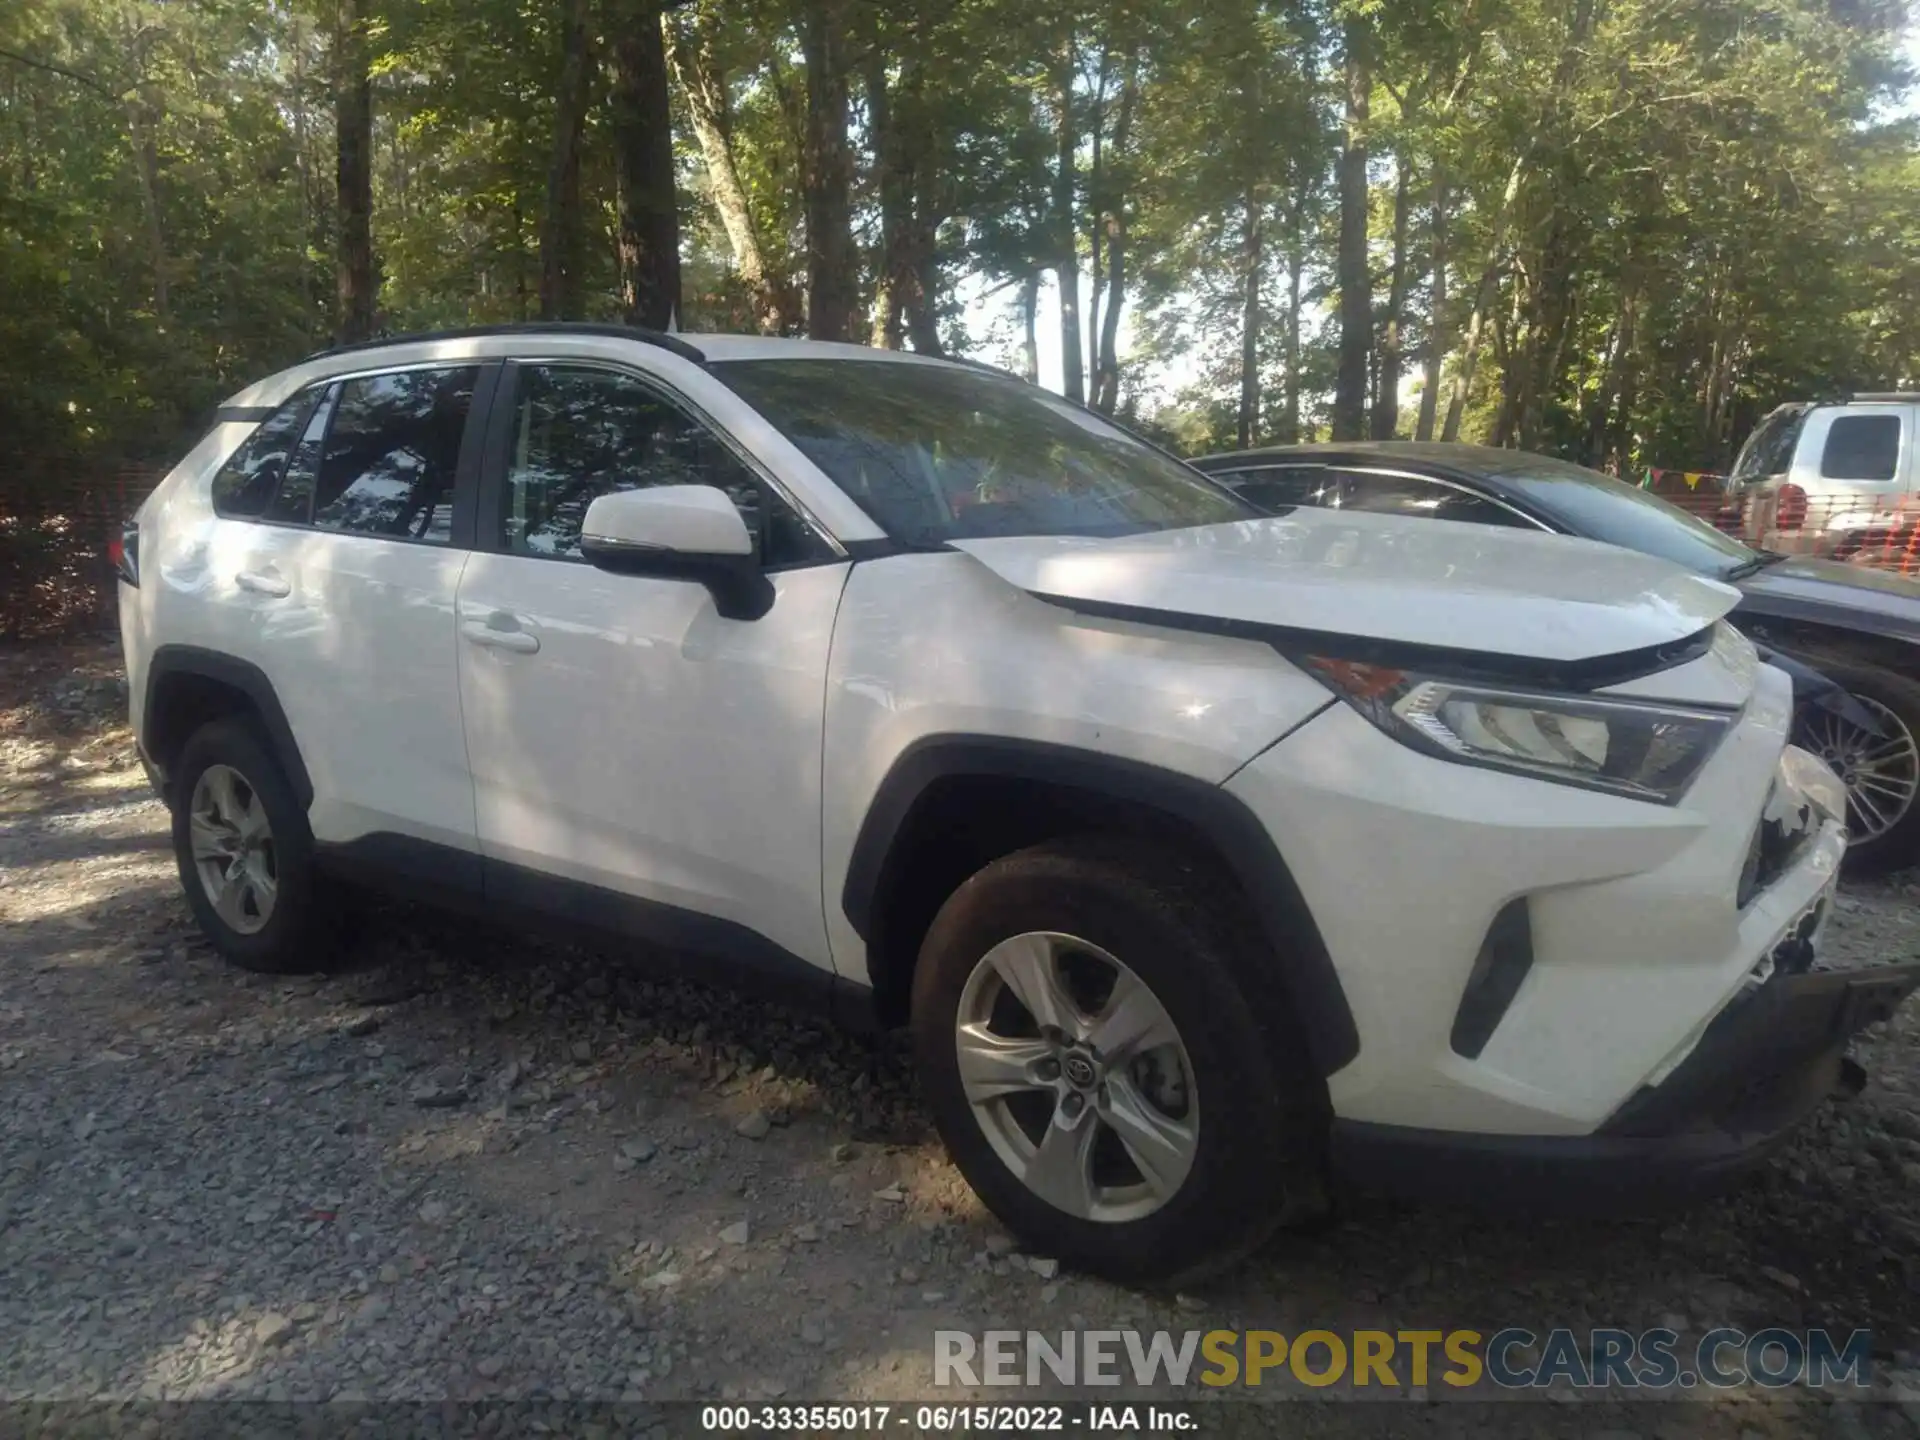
[934,1327,1873,1391]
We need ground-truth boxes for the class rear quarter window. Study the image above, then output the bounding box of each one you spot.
[209,395,316,519]
[1819,414,1901,482]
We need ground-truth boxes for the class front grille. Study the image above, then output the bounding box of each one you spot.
[1736,778,1817,908]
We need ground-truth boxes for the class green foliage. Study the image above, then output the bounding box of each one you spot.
[0,0,1914,471]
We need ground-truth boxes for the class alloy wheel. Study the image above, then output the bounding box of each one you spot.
[1802,695,1920,842]
[188,763,278,935]
[953,931,1198,1224]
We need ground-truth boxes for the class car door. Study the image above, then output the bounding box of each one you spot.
[194,362,491,864]
[453,358,850,980]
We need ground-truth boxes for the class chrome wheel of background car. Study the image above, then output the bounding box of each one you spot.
[188,763,277,935]
[953,931,1198,1224]
[1803,695,1920,841]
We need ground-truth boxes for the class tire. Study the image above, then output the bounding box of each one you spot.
[170,717,334,973]
[1797,662,1920,875]
[909,835,1328,1287]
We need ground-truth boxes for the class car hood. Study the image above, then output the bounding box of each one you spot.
[1736,555,1920,644]
[951,512,1740,665]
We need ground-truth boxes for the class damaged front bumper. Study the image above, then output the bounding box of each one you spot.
[1329,956,1920,1211]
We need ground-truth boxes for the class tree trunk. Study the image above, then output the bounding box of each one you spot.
[801,0,857,341]
[1053,36,1084,403]
[1237,195,1263,449]
[1019,271,1041,384]
[869,43,941,353]
[1371,151,1413,440]
[125,86,170,322]
[1091,53,1137,414]
[1415,166,1448,441]
[665,9,793,332]
[867,49,905,349]
[1332,15,1370,441]
[608,0,680,329]
[538,0,595,321]
[334,0,375,343]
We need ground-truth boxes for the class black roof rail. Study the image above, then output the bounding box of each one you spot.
[301,322,707,366]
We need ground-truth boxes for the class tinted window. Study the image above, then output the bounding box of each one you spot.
[1479,452,1757,576]
[210,394,314,519]
[715,358,1252,546]
[1335,470,1535,528]
[265,385,337,525]
[1731,406,1807,484]
[1820,415,1901,482]
[312,367,478,541]
[1213,465,1336,513]
[502,364,826,566]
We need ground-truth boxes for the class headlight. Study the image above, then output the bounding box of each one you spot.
[1303,657,1736,804]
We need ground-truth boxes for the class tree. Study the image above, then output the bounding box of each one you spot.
[799,0,856,340]
[607,0,680,328]
[1331,7,1370,441]
[335,0,376,341]
[537,0,596,321]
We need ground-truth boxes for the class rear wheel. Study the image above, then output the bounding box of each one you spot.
[910,837,1326,1286]
[1797,662,1920,874]
[171,718,333,972]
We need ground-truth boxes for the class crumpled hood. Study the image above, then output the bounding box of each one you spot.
[951,511,1740,664]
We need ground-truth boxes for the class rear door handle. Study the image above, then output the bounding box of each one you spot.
[236,569,290,598]
[461,618,540,654]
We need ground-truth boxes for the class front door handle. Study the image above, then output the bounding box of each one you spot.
[461,618,540,654]
[236,569,290,598]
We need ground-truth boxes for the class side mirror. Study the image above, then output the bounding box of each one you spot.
[579,485,773,621]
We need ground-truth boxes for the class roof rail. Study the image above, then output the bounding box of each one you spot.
[1849,392,1920,403]
[302,322,707,366]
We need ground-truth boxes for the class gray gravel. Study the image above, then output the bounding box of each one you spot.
[5,637,1920,1438]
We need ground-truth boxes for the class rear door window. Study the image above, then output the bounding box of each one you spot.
[312,367,480,542]
[1819,414,1901,482]
[1335,470,1536,527]
[1211,465,1337,514]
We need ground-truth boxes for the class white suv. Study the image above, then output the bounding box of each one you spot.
[116,326,1916,1284]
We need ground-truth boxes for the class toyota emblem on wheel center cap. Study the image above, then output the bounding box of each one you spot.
[1062,1054,1098,1089]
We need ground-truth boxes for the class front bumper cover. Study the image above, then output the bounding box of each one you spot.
[1329,958,1920,1212]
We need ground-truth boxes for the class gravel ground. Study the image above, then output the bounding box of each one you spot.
[5,636,1920,1437]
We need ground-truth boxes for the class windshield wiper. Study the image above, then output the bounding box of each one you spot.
[1723,550,1787,581]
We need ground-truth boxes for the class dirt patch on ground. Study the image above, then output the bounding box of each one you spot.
[4,636,1920,1437]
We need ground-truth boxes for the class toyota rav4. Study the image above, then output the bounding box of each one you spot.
[115,326,1919,1284]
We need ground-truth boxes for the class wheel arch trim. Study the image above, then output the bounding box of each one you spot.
[841,734,1361,1076]
[144,645,314,809]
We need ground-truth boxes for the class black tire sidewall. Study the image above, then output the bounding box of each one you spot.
[910,841,1324,1286]
[171,719,327,972]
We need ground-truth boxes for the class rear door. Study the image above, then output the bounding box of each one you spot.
[203,361,496,866]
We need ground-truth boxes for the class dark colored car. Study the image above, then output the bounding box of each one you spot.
[1195,441,1920,871]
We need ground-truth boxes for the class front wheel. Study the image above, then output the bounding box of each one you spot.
[910,837,1327,1286]
[1796,662,1920,874]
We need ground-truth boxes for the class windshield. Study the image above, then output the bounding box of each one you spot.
[714,358,1254,545]
[1489,453,1761,576]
